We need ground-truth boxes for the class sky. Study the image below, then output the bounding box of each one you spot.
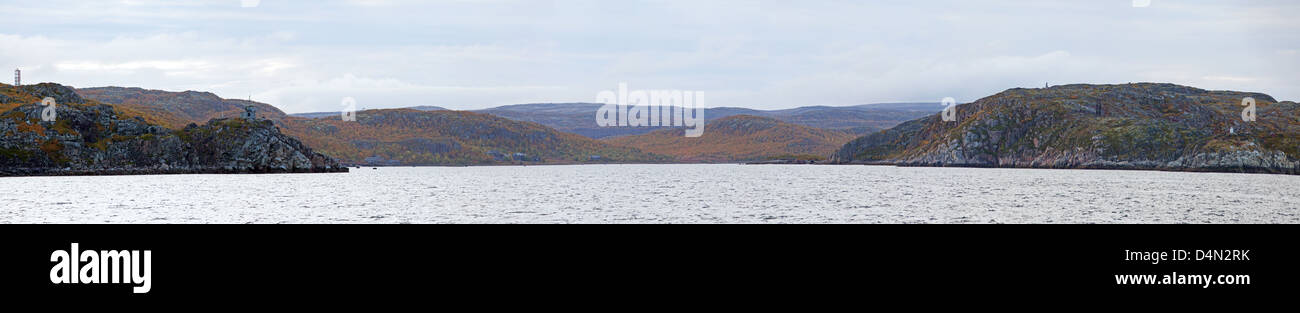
[0,0,1296,113]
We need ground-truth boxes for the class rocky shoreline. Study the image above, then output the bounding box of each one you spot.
[1,166,349,177]
[834,149,1299,175]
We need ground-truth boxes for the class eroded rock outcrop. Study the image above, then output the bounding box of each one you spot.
[1,94,346,176]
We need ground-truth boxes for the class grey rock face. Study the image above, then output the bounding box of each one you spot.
[18,83,86,105]
[1,102,346,176]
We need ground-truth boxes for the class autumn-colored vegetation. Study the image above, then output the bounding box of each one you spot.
[77,87,286,129]
[275,109,670,165]
[476,102,938,139]
[69,86,671,165]
[605,115,857,162]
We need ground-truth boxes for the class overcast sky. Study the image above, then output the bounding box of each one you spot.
[1,0,1295,113]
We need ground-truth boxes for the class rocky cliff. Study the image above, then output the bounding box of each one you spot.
[831,83,1300,174]
[1,83,346,176]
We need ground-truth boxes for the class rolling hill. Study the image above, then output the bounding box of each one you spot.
[605,115,858,162]
[77,87,287,129]
[831,83,1300,174]
[475,102,940,139]
[275,109,667,165]
[75,87,667,165]
[76,85,927,165]
[290,105,446,119]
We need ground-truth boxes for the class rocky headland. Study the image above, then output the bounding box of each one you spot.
[832,83,1300,174]
[1,83,346,176]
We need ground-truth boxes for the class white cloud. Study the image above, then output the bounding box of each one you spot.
[55,60,215,72]
[0,0,1296,113]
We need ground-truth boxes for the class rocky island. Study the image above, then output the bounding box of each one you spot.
[832,83,1300,174]
[1,83,346,176]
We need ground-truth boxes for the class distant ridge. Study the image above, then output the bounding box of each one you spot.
[74,87,666,165]
[283,101,941,140]
[476,102,940,139]
[275,108,668,165]
[606,115,858,162]
[290,105,446,119]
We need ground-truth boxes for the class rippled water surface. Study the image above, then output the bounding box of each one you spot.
[2,164,1298,223]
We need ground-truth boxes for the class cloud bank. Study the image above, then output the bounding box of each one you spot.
[1,0,1295,112]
